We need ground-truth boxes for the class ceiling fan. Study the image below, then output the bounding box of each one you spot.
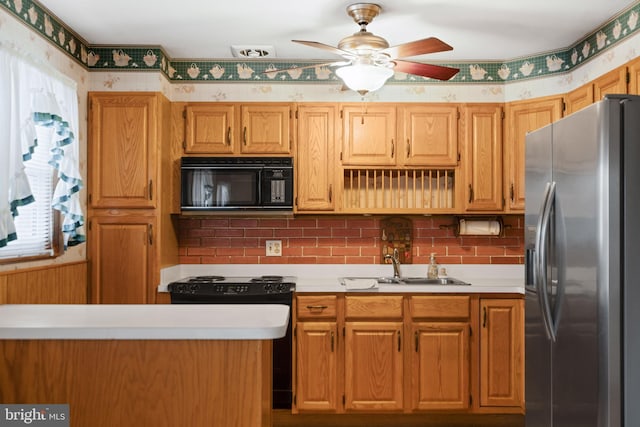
[273,3,459,95]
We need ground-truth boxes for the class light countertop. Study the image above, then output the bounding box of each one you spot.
[0,304,290,340]
[159,264,524,294]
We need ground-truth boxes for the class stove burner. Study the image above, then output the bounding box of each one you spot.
[251,275,284,283]
[188,276,225,282]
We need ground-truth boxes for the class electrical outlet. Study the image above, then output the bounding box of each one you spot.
[266,240,282,257]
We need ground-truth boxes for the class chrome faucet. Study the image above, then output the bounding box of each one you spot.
[384,248,401,279]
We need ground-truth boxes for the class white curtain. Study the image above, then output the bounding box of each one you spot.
[0,44,84,249]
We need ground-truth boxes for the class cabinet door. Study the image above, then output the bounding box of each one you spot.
[241,104,292,154]
[89,215,155,304]
[593,66,628,101]
[295,322,339,412]
[296,105,336,211]
[504,97,562,212]
[184,104,236,153]
[564,83,594,115]
[461,104,503,211]
[479,299,524,408]
[89,93,158,208]
[341,105,396,166]
[628,57,640,95]
[411,322,470,411]
[344,321,403,411]
[400,105,459,166]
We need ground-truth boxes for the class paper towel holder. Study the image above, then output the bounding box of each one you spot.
[445,216,504,237]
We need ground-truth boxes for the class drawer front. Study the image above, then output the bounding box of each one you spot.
[410,296,470,320]
[296,295,337,319]
[345,295,403,319]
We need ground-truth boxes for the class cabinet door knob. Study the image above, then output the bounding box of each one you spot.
[391,139,395,158]
[397,330,401,352]
[243,126,247,145]
[468,184,474,204]
[226,126,232,146]
[407,139,411,157]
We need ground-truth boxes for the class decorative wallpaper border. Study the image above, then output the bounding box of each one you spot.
[2,0,639,84]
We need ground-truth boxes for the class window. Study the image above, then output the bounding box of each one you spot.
[0,126,60,260]
[0,44,84,262]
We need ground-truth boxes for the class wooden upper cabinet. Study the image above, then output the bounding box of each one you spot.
[341,104,397,166]
[461,104,503,212]
[296,104,337,211]
[504,96,563,212]
[564,83,594,116]
[240,104,292,154]
[400,105,459,167]
[593,66,628,101]
[479,298,524,409]
[89,93,159,209]
[628,57,640,95]
[184,104,236,153]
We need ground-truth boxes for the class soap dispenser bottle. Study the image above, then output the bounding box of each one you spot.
[427,253,439,279]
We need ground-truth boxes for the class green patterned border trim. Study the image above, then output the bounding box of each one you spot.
[2,0,640,84]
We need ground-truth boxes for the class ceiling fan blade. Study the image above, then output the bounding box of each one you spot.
[381,37,453,59]
[292,40,355,57]
[393,60,459,81]
[262,61,349,76]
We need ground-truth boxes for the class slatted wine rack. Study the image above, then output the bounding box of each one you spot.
[342,168,456,213]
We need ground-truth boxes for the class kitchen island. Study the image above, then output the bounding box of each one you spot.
[0,304,289,427]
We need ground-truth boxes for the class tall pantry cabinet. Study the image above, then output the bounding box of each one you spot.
[87,92,178,304]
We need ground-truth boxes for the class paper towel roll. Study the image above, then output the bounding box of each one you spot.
[458,219,502,236]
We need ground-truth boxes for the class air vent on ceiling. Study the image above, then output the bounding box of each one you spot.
[231,45,276,58]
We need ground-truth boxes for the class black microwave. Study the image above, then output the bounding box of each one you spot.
[180,157,294,212]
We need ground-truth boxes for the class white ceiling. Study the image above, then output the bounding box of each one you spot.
[38,0,636,62]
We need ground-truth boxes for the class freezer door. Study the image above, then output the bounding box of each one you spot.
[621,95,640,427]
[551,100,607,427]
[525,124,553,427]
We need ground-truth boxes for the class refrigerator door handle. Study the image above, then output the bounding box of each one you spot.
[535,181,557,342]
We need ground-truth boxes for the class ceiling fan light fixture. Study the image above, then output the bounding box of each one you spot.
[335,63,394,95]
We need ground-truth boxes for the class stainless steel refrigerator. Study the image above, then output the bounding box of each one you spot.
[525,94,640,427]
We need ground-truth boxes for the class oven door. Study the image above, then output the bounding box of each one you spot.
[181,166,261,210]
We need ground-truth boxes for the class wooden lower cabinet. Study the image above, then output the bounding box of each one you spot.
[293,293,524,418]
[479,298,525,410]
[411,322,470,411]
[345,321,404,411]
[295,321,339,411]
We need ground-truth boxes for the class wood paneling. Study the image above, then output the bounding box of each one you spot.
[0,262,87,304]
[0,339,272,427]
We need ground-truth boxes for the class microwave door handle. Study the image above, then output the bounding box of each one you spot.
[257,169,263,205]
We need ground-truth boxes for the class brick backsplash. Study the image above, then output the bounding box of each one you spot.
[177,215,524,265]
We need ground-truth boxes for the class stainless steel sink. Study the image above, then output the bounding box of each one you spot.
[340,277,470,286]
[398,277,471,286]
[340,277,401,284]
